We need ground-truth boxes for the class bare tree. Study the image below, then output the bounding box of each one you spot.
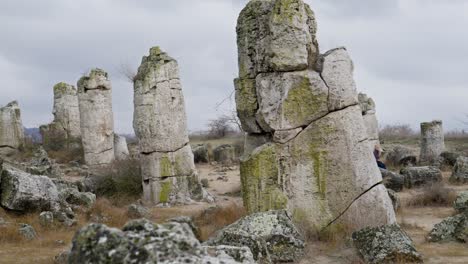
[118,63,137,83]
[207,115,235,138]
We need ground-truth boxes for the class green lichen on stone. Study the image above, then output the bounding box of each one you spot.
[240,144,287,213]
[159,181,172,203]
[134,46,176,84]
[272,0,303,24]
[53,82,71,95]
[283,77,327,126]
[160,155,173,177]
[235,78,258,117]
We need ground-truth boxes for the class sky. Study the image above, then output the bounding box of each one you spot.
[0,0,467,134]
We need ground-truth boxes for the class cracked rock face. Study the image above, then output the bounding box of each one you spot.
[40,83,81,149]
[0,101,24,155]
[77,69,115,167]
[133,47,207,205]
[420,120,445,165]
[358,93,379,147]
[235,0,395,231]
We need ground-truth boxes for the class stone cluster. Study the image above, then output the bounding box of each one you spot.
[420,120,445,165]
[133,47,208,205]
[40,82,81,149]
[235,0,395,230]
[0,101,25,155]
[77,69,115,167]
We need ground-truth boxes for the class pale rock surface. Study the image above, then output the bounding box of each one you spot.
[358,93,379,146]
[450,156,468,183]
[113,134,129,160]
[401,166,442,188]
[235,0,395,231]
[385,145,417,167]
[133,47,208,205]
[77,69,115,166]
[0,101,24,155]
[420,120,445,164]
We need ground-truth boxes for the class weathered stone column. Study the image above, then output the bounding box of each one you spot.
[40,82,81,149]
[133,47,208,205]
[420,120,445,164]
[114,134,129,161]
[358,93,380,147]
[0,101,25,155]
[77,69,115,167]
[235,0,395,231]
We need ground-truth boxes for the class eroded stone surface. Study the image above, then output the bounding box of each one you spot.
[420,120,445,165]
[134,47,207,205]
[358,93,379,146]
[114,134,129,161]
[450,156,468,183]
[235,0,395,232]
[0,101,24,155]
[77,69,115,166]
[401,166,442,188]
[428,213,468,243]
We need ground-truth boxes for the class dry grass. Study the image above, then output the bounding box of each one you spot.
[86,198,130,228]
[406,182,457,207]
[194,203,246,241]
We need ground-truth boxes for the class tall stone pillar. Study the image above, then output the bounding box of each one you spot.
[358,93,380,147]
[40,82,81,149]
[420,120,445,164]
[77,69,115,167]
[235,0,395,231]
[133,47,207,205]
[0,101,25,155]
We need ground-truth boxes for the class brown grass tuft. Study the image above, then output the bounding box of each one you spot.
[194,203,246,241]
[86,198,130,228]
[406,182,457,207]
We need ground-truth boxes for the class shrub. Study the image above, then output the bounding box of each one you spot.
[406,182,457,207]
[379,124,417,141]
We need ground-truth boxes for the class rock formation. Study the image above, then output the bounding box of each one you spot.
[133,47,208,205]
[401,166,442,189]
[77,69,115,167]
[450,156,468,183]
[358,93,380,147]
[40,82,81,150]
[0,101,25,155]
[114,134,129,160]
[235,0,395,231]
[420,120,445,164]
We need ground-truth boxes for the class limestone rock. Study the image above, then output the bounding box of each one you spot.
[387,189,400,211]
[428,213,468,243]
[420,120,445,165]
[380,169,404,192]
[213,144,236,164]
[352,224,423,263]
[68,218,251,264]
[40,82,81,150]
[127,203,149,219]
[235,0,395,232]
[206,210,304,263]
[134,47,207,205]
[59,188,96,208]
[113,134,129,160]
[192,144,209,163]
[0,101,24,155]
[168,216,201,240]
[385,145,417,167]
[321,48,359,111]
[77,68,115,166]
[401,166,442,188]
[18,223,37,240]
[440,151,461,166]
[203,245,255,263]
[454,191,468,213]
[0,166,59,212]
[39,211,55,227]
[358,93,379,145]
[450,156,468,183]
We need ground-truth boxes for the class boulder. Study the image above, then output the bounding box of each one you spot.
[384,145,417,167]
[168,216,201,240]
[77,68,115,167]
[68,218,253,264]
[380,169,404,192]
[420,120,445,165]
[440,151,461,167]
[454,191,468,213]
[213,144,236,164]
[39,211,54,227]
[428,213,468,243]
[352,224,423,263]
[192,144,209,163]
[18,223,37,240]
[206,210,304,263]
[59,188,96,208]
[387,189,400,211]
[114,134,129,161]
[0,166,59,212]
[127,203,149,219]
[401,166,442,189]
[450,156,468,183]
[0,101,25,155]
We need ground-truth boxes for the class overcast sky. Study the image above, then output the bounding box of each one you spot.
[1,0,467,134]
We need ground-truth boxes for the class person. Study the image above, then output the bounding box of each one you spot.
[374,144,387,169]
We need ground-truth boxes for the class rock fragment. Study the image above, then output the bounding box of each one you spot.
[0,101,25,155]
[420,120,445,165]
